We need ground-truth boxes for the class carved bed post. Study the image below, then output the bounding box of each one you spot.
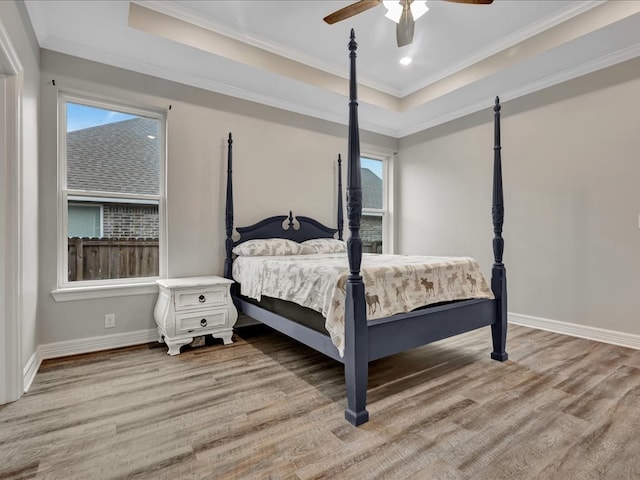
[344,29,369,426]
[490,98,508,361]
[337,154,344,240]
[224,132,234,280]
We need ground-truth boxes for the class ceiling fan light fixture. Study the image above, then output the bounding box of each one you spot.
[383,1,429,24]
[383,1,403,23]
[410,1,429,21]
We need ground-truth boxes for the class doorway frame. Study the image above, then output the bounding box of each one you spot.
[0,19,24,404]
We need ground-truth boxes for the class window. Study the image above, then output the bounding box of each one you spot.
[58,93,165,287]
[68,204,102,238]
[361,155,391,253]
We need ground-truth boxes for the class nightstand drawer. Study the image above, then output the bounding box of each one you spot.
[176,311,227,333]
[175,287,227,310]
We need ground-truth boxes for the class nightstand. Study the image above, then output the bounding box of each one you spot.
[153,276,238,355]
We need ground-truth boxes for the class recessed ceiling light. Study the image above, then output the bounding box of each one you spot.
[399,56,412,66]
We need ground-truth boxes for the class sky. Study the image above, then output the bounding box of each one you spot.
[362,157,383,179]
[67,102,136,132]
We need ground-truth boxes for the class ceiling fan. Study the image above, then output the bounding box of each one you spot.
[323,0,493,48]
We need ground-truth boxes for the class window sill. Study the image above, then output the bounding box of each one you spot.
[51,281,159,302]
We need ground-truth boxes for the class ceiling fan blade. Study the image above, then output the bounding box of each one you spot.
[442,0,493,4]
[323,0,381,25]
[396,1,414,47]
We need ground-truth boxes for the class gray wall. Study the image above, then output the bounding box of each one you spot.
[0,1,40,370]
[398,57,640,337]
[38,50,397,344]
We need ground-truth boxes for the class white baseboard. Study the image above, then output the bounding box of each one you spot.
[23,349,41,393]
[23,329,158,392]
[23,316,639,392]
[509,312,640,350]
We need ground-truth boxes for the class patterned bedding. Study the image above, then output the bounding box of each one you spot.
[232,253,493,356]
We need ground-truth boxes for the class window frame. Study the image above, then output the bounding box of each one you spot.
[360,150,394,254]
[54,91,167,300]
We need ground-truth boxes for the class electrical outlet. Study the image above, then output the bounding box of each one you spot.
[104,313,116,329]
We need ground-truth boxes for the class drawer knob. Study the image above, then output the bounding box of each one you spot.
[198,294,206,303]
[200,318,207,327]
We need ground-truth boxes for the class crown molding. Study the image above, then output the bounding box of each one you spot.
[399,40,640,138]
[40,36,399,137]
[135,0,604,100]
[23,0,49,46]
[133,0,399,97]
[39,30,640,140]
[37,3,640,141]
[401,0,604,97]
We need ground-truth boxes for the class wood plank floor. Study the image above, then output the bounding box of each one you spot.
[1,324,640,480]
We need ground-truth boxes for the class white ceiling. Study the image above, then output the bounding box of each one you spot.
[24,0,640,137]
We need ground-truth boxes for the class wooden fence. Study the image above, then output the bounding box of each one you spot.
[68,237,159,281]
[363,241,382,254]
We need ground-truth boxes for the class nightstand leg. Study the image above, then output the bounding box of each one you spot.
[157,327,164,344]
[165,338,192,355]
[216,331,234,345]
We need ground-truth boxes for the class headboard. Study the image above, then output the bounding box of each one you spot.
[233,211,337,247]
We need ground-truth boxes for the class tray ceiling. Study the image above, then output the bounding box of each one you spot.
[25,1,640,137]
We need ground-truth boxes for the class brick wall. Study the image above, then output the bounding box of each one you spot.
[103,204,159,238]
[361,215,382,253]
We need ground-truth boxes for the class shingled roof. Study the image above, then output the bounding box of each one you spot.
[362,167,382,209]
[67,117,160,195]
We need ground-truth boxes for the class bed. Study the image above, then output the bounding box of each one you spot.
[223,29,508,426]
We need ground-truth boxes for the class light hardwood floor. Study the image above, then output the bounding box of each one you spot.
[1,324,640,480]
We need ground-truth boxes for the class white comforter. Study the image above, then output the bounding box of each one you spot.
[232,253,493,356]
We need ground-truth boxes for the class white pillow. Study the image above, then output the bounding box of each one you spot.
[302,238,347,254]
[232,238,304,256]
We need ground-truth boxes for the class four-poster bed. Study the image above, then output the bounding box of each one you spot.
[224,30,508,426]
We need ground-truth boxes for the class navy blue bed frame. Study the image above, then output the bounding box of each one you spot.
[224,30,507,426]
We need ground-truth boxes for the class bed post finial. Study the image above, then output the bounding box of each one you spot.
[224,132,234,280]
[337,154,344,240]
[490,97,508,362]
[344,29,369,427]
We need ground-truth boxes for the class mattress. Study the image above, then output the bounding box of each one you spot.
[233,253,493,356]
